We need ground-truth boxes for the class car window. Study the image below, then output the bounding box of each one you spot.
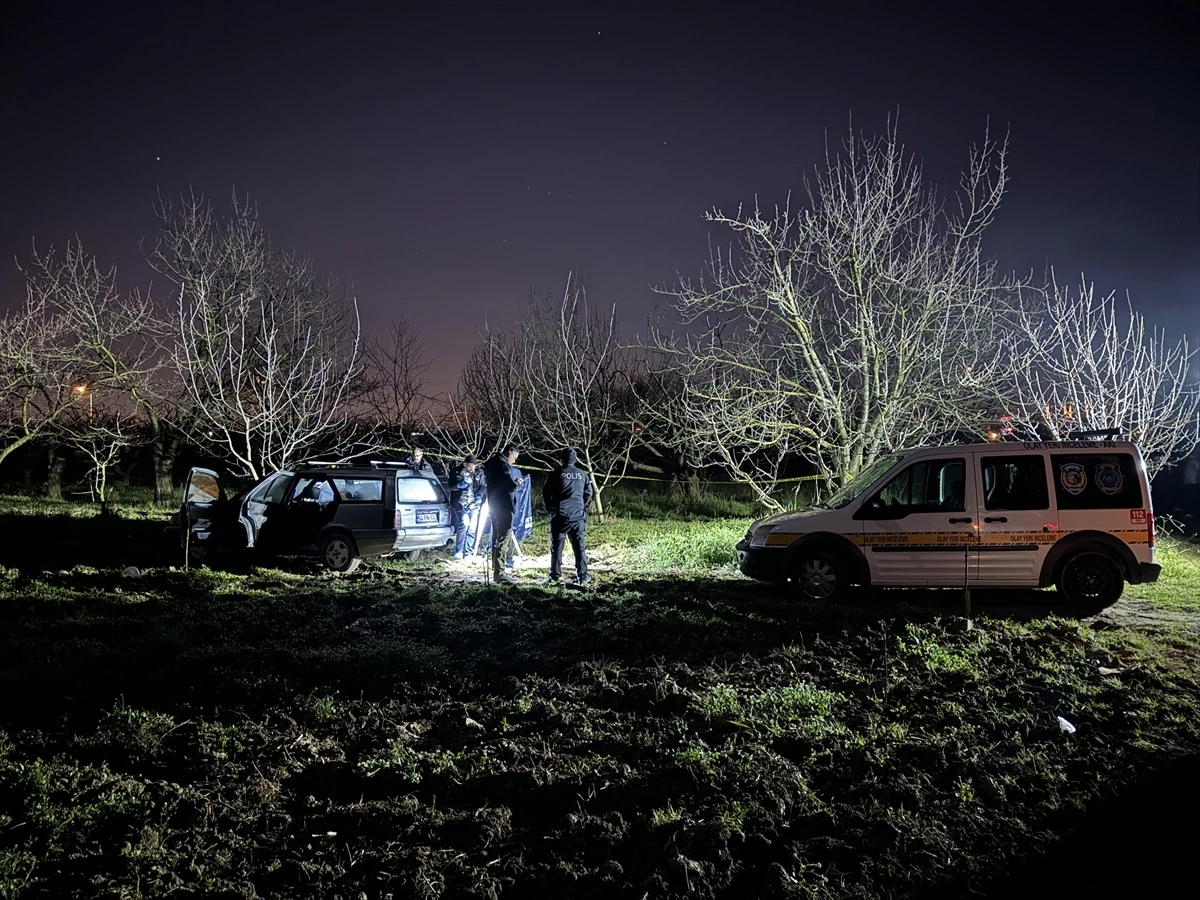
[186,472,220,504]
[980,455,1050,511]
[332,477,383,502]
[1050,453,1144,509]
[247,472,292,504]
[396,476,443,503]
[826,454,903,508]
[876,458,966,513]
[291,477,335,504]
[263,473,294,504]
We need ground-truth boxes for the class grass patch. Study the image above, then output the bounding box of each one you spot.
[613,518,748,569]
[1135,536,1200,611]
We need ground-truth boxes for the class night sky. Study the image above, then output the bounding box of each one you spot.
[3,1,1197,396]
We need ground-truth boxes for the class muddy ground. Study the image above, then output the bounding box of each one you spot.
[1,514,1198,898]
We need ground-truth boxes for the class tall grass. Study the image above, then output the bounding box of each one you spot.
[594,518,748,570]
[1137,536,1200,611]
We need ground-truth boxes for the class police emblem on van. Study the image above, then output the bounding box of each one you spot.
[1059,462,1087,495]
[1095,462,1123,495]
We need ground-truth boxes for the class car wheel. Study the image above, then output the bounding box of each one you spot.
[404,549,424,561]
[1057,551,1123,611]
[794,552,844,601]
[320,534,360,573]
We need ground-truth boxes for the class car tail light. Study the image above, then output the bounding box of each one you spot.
[394,509,401,529]
[1147,510,1155,549]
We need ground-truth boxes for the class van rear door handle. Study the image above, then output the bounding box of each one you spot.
[948,517,972,524]
[984,516,1008,523]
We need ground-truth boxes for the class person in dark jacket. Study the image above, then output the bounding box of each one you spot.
[483,445,523,581]
[449,454,484,558]
[404,447,434,475]
[543,447,594,585]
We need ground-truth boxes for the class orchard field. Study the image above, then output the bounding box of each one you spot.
[1,495,1198,899]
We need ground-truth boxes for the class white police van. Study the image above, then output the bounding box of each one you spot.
[736,438,1161,610]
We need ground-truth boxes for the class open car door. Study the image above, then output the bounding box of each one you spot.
[179,467,222,557]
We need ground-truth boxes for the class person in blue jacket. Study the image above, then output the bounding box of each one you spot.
[542,447,594,585]
[449,454,484,558]
[483,445,524,581]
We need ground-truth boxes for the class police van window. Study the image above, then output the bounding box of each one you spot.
[332,478,383,502]
[1050,453,1143,510]
[878,458,966,513]
[980,456,1049,511]
[1051,453,1142,511]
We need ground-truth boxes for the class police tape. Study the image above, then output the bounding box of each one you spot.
[387,447,832,486]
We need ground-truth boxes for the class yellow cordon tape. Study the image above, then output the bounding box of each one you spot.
[388,447,832,486]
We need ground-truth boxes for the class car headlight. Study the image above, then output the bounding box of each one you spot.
[749,527,770,548]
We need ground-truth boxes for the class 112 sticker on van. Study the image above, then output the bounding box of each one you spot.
[1130,509,1147,525]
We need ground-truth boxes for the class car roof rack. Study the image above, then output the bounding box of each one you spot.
[296,458,413,471]
[1066,428,1123,440]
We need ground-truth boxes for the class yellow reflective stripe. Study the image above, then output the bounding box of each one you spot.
[761,529,1148,549]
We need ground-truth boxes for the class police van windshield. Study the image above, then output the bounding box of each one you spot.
[823,455,903,508]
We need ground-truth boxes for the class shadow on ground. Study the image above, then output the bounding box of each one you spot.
[0,559,1107,736]
[971,752,1200,899]
[0,510,176,571]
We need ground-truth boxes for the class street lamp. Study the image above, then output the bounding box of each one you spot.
[73,380,93,417]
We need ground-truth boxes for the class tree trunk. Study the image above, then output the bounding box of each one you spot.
[45,447,67,501]
[589,473,605,524]
[153,430,180,505]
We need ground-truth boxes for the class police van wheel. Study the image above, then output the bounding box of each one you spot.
[794,553,844,602]
[1057,551,1123,611]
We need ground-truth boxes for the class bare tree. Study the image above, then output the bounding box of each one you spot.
[430,331,526,467]
[455,276,643,517]
[651,121,1017,508]
[638,348,800,508]
[20,241,180,501]
[1002,275,1199,476]
[63,405,137,506]
[150,192,362,480]
[511,274,642,518]
[2,240,165,475]
[357,316,432,431]
[0,292,80,467]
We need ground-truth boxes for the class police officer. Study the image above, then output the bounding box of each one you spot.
[543,447,594,585]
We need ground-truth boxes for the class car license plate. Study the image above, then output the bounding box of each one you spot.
[415,509,438,524]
